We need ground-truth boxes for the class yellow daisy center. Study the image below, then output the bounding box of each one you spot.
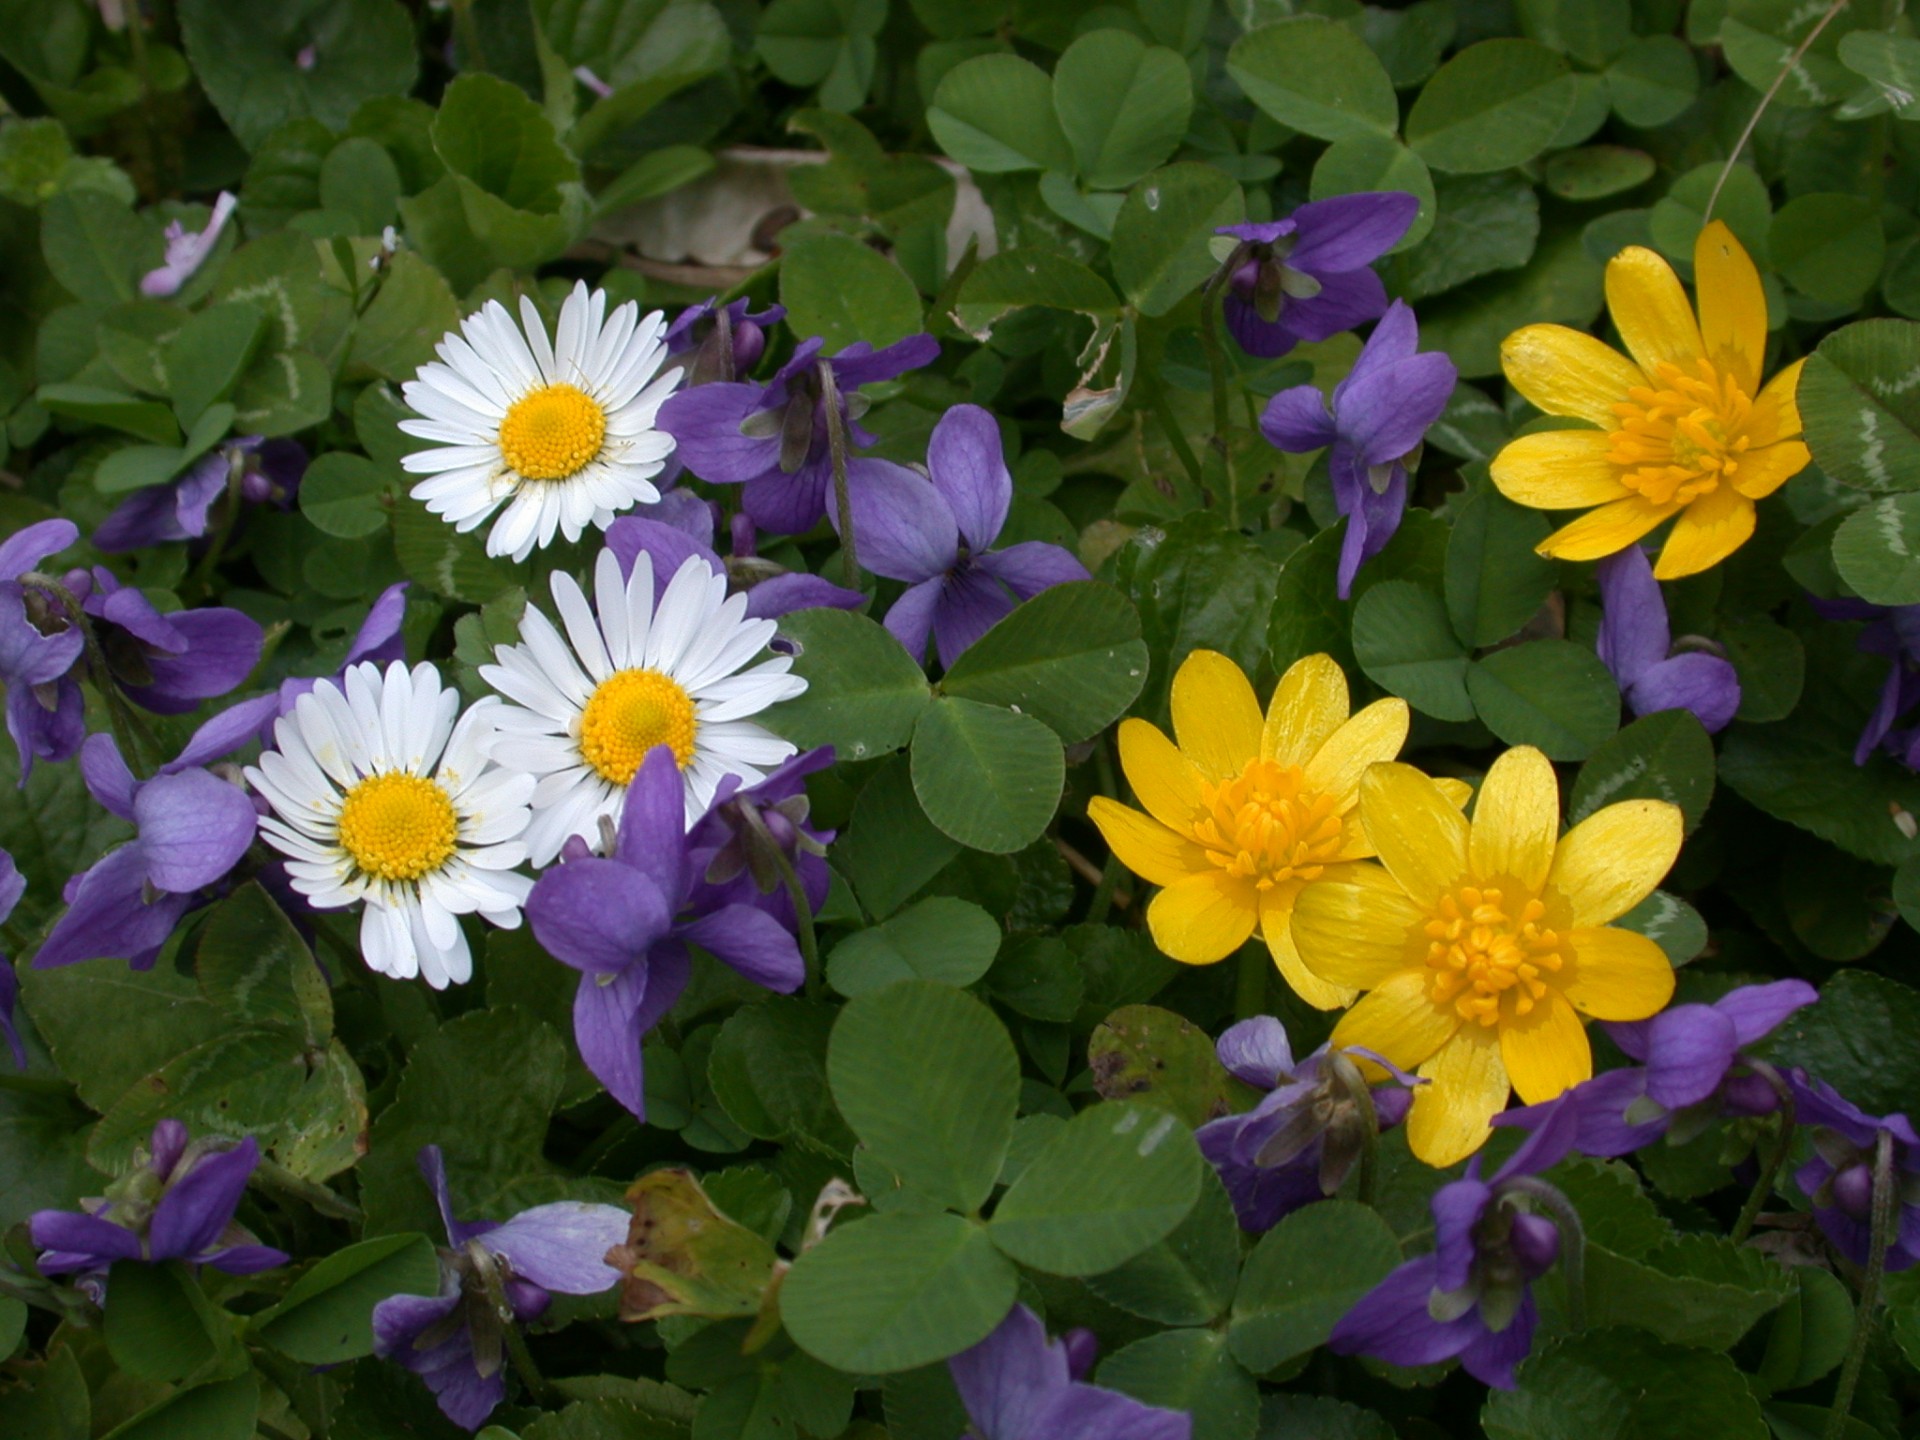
[498,383,607,482]
[578,668,698,785]
[1190,759,1346,891]
[337,772,459,882]
[1606,358,1754,507]
[1422,883,1566,1028]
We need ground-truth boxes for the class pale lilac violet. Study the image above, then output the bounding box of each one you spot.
[1259,300,1455,597]
[1809,596,1920,768]
[30,1120,287,1279]
[371,1146,629,1431]
[1195,1016,1418,1232]
[603,509,862,620]
[1496,980,1816,1158]
[65,566,262,714]
[846,404,1089,667]
[0,849,24,1068]
[573,64,613,98]
[33,734,257,971]
[140,191,237,297]
[948,1304,1191,1440]
[1789,1074,1920,1273]
[94,437,307,552]
[0,518,85,779]
[657,332,939,533]
[525,745,804,1118]
[1215,193,1419,359]
[665,297,786,385]
[1330,1100,1581,1389]
[1596,546,1741,733]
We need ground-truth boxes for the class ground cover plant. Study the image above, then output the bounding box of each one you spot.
[6,0,1920,1437]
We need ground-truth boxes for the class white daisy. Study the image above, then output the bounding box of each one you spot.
[399,281,681,563]
[481,548,806,866]
[245,661,536,990]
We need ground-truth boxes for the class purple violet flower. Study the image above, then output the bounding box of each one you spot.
[30,1119,287,1281]
[1330,1099,1582,1389]
[1214,193,1419,360]
[94,437,307,553]
[1789,1074,1920,1273]
[1195,1016,1419,1233]
[1259,300,1455,598]
[1596,546,1741,733]
[1809,596,1920,768]
[526,745,805,1118]
[603,505,863,621]
[948,1304,1191,1440]
[140,192,236,298]
[665,297,786,386]
[0,518,86,779]
[33,733,257,971]
[657,332,939,533]
[372,1146,630,1431]
[1496,980,1816,1159]
[845,404,1090,667]
[64,566,263,715]
[165,580,410,771]
[687,746,836,931]
[0,849,25,1068]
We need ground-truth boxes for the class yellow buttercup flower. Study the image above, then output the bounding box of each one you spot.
[1491,220,1807,580]
[1290,746,1681,1167]
[1088,650,1466,1010]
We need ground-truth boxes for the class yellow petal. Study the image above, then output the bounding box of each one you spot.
[1730,438,1809,501]
[1606,244,1704,380]
[1289,866,1425,991]
[1748,357,1805,445]
[1147,870,1256,964]
[1433,778,1474,810]
[1359,762,1469,906]
[1343,778,1468,856]
[1304,697,1410,808]
[1490,430,1632,511]
[1695,219,1768,396]
[1117,717,1203,833]
[1652,485,1754,579]
[1539,494,1677,562]
[1262,652,1349,769]
[1499,989,1592,1106]
[1548,798,1683,927]
[1406,1029,1509,1168]
[1171,649,1262,782]
[1563,925,1676,1020]
[1468,746,1561,893]
[1331,967,1458,1071]
[1260,887,1358,1011]
[1501,325,1645,428]
[1088,798,1204,889]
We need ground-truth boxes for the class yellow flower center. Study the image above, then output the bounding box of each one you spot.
[1190,759,1346,891]
[337,772,459,882]
[578,668,698,785]
[1423,883,1566,1028]
[498,383,607,482]
[1606,358,1754,507]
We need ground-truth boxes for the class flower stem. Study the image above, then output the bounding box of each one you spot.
[1731,1107,1796,1246]
[1233,946,1268,1022]
[816,360,859,588]
[1503,1176,1588,1333]
[1197,279,1240,528]
[1705,0,1850,224]
[1823,1129,1896,1440]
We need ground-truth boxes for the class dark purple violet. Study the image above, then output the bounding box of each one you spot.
[657,332,939,533]
[1789,1074,1920,1273]
[1597,546,1741,733]
[0,519,86,779]
[948,1304,1190,1440]
[1809,596,1920,768]
[63,566,262,716]
[1214,193,1418,359]
[93,437,307,552]
[1195,1015,1418,1232]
